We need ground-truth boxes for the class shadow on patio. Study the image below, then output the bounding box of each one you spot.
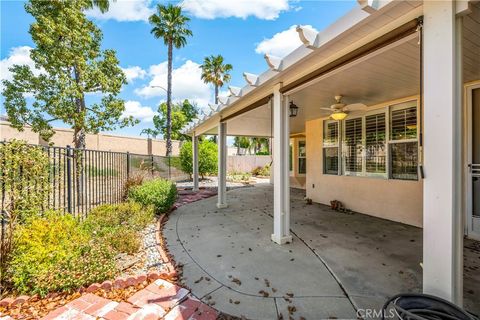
[163,184,480,319]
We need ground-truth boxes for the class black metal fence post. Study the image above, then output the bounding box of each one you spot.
[66,145,73,213]
[151,154,154,177]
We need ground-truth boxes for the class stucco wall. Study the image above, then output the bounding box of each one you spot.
[227,155,271,174]
[0,121,181,156]
[305,118,423,227]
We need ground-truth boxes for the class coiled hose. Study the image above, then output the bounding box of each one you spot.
[381,293,479,320]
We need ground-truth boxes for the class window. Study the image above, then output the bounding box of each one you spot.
[321,100,419,181]
[343,118,363,174]
[389,105,418,180]
[365,113,386,174]
[323,121,339,175]
[298,141,306,174]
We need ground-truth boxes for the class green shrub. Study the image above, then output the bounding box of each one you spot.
[35,241,115,295]
[227,171,251,183]
[128,179,177,214]
[9,211,114,296]
[180,140,217,178]
[252,163,271,177]
[122,175,144,200]
[82,202,154,254]
[0,140,50,220]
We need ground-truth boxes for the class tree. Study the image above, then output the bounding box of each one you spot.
[149,4,192,156]
[233,137,251,155]
[251,137,270,155]
[2,0,135,149]
[180,140,218,179]
[200,55,233,104]
[152,99,198,141]
[140,128,158,139]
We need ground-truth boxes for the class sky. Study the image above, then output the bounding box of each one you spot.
[1,0,356,138]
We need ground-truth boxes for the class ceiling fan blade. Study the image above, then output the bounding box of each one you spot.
[319,107,333,112]
[344,103,367,111]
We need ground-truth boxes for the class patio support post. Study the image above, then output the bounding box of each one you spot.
[192,133,199,192]
[423,1,463,305]
[271,83,292,245]
[217,122,228,208]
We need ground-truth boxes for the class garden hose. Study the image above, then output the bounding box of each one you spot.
[381,293,479,320]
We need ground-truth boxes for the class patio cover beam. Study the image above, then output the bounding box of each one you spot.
[222,95,273,122]
[280,17,421,95]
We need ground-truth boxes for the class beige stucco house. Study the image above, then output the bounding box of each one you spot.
[182,0,480,310]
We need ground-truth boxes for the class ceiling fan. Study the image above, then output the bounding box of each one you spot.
[320,95,367,120]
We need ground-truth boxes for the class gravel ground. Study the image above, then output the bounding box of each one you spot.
[118,219,169,277]
[176,176,270,189]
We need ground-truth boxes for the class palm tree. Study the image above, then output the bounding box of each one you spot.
[200,55,233,104]
[140,128,158,139]
[149,4,192,156]
[86,0,111,13]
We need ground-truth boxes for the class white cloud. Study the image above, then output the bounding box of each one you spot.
[85,0,154,22]
[121,100,155,123]
[1,46,37,84]
[255,25,317,58]
[135,60,212,110]
[122,66,147,82]
[182,0,291,20]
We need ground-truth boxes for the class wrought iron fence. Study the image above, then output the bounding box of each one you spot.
[0,143,189,218]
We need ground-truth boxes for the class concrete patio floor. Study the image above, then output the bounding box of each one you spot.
[163,184,480,319]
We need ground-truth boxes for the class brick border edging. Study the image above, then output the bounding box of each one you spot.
[156,213,177,276]
[0,271,177,309]
[0,192,212,310]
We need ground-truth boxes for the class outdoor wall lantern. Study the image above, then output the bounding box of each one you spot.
[289,101,299,117]
[331,111,348,121]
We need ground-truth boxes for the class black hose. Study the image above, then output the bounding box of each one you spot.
[381,293,479,320]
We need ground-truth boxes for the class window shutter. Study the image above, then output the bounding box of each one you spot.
[323,121,339,175]
[344,118,363,173]
[391,106,417,140]
[324,122,338,146]
[389,104,418,180]
[365,113,386,173]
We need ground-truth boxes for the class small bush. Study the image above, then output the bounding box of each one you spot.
[35,241,115,295]
[227,171,251,183]
[252,163,271,177]
[122,175,144,200]
[0,140,51,286]
[83,202,154,254]
[9,211,114,296]
[128,179,177,214]
[180,140,217,178]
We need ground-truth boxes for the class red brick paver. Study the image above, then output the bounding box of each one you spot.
[40,279,217,320]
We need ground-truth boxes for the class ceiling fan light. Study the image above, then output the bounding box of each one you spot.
[331,112,348,121]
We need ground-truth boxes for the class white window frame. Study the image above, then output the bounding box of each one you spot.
[322,99,419,180]
[297,139,306,176]
[388,100,419,181]
[363,108,388,178]
[342,115,365,177]
[322,120,340,175]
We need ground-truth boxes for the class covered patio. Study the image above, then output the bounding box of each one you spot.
[181,0,480,314]
[164,185,480,319]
